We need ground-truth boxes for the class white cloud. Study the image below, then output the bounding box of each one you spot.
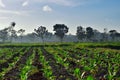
[0,10,21,15]
[0,0,5,8]
[0,9,30,16]
[43,5,52,12]
[22,0,29,7]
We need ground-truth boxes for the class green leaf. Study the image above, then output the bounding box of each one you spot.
[74,68,80,75]
[87,75,94,80]
[84,66,91,71]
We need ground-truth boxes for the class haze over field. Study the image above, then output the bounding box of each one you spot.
[0,0,120,34]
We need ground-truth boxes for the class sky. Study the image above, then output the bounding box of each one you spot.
[0,0,120,35]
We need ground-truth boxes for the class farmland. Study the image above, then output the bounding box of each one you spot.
[0,42,120,80]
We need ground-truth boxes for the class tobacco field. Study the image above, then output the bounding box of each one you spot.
[0,43,120,80]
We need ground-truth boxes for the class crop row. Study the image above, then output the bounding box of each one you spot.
[0,46,120,80]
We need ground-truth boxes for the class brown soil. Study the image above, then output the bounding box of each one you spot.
[3,48,33,80]
[0,50,23,72]
[27,48,47,80]
[41,47,76,80]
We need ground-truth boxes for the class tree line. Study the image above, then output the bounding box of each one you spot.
[0,22,120,43]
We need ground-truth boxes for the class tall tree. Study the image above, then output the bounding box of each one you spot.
[86,27,94,41]
[53,24,69,42]
[10,29,17,42]
[109,30,117,41]
[0,28,9,43]
[18,29,25,42]
[8,22,16,43]
[102,28,108,41]
[76,26,85,41]
[34,26,48,43]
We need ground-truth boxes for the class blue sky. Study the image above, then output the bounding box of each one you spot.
[0,0,120,35]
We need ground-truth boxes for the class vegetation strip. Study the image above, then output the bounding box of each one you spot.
[41,47,76,80]
[27,48,46,80]
[3,48,33,80]
[0,43,120,80]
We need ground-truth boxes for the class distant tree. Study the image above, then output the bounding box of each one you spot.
[0,28,9,43]
[27,32,36,42]
[93,29,100,42]
[45,32,53,42]
[53,24,69,42]
[46,32,53,38]
[114,32,120,41]
[86,27,94,41]
[76,26,85,41]
[102,28,108,41]
[18,29,25,42]
[11,22,16,27]
[109,30,117,41]
[10,29,17,41]
[34,26,48,43]
[115,32,120,37]
[8,22,16,43]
